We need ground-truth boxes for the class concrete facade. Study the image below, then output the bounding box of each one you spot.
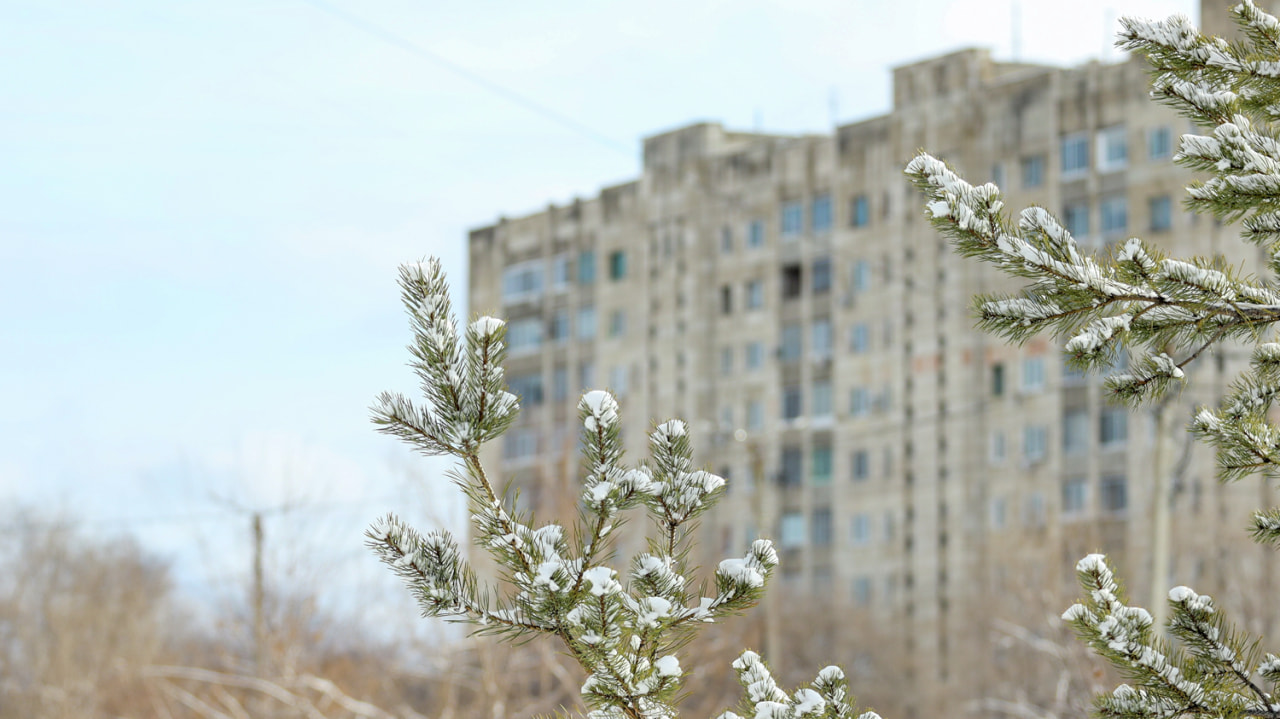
[466,2,1280,714]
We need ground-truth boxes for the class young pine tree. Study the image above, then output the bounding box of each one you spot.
[905,3,1280,718]
[366,258,881,719]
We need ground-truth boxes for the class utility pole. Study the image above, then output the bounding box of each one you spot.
[252,511,266,675]
[211,495,299,676]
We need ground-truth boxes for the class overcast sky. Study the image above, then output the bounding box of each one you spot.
[0,0,1198,614]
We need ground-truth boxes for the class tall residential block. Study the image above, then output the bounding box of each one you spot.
[466,2,1278,715]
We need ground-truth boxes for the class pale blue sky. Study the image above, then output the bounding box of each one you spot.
[0,0,1196,614]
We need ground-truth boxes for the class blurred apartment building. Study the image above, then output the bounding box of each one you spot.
[467,2,1277,714]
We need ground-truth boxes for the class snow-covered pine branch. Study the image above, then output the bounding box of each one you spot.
[367,258,878,719]
[909,5,1280,719]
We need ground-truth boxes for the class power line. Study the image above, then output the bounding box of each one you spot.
[297,0,634,157]
[0,494,409,533]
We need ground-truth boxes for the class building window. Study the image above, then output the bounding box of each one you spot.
[1100,195,1128,236]
[1021,154,1045,188]
[850,323,870,353]
[812,446,833,484]
[550,309,570,343]
[991,363,1005,396]
[782,263,803,298]
[1024,492,1046,527]
[779,512,805,548]
[850,387,871,418]
[812,257,832,294]
[551,255,571,289]
[1100,407,1128,446]
[503,428,539,461]
[747,399,764,431]
[812,507,833,545]
[608,250,627,280]
[783,385,803,420]
[720,226,733,254]
[578,250,596,285]
[578,360,595,390]
[1148,125,1172,160]
[1022,357,1046,393]
[811,194,833,233]
[812,380,833,419]
[745,341,765,370]
[852,576,872,606]
[781,448,803,487]
[850,514,871,546]
[1100,475,1128,514]
[780,323,803,362]
[852,449,870,481]
[746,279,764,309]
[720,346,734,376]
[508,372,544,407]
[989,431,1006,464]
[811,318,833,360]
[1063,408,1089,455]
[991,162,1006,189]
[577,305,597,340]
[609,364,628,396]
[502,261,545,304]
[850,194,870,228]
[507,317,543,356]
[1064,202,1090,242]
[852,260,872,292]
[989,497,1007,530]
[1063,477,1088,516]
[1097,125,1128,172]
[552,365,568,402]
[719,405,733,431]
[781,201,804,237]
[1023,425,1048,463]
[1061,131,1089,176]
[608,309,627,338]
[720,285,733,315]
[1150,195,1173,231]
[748,219,765,248]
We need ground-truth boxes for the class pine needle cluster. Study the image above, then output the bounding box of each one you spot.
[367,258,881,718]
[905,3,1280,718]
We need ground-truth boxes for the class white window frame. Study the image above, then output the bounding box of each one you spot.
[1061,131,1090,177]
[1097,125,1128,172]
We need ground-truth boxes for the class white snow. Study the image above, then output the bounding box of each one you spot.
[588,481,613,503]
[1065,315,1132,356]
[580,390,619,432]
[816,666,844,684]
[718,558,764,588]
[583,566,621,596]
[635,596,674,628]
[470,315,505,337]
[793,688,826,715]
[751,538,779,567]
[1077,553,1108,573]
[654,655,681,678]
[1152,352,1186,380]
[654,419,687,440]
[1161,260,1236,300]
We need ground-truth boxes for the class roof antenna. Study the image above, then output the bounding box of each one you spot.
[1011,0,1022,61]
[1103,8,1116,61]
